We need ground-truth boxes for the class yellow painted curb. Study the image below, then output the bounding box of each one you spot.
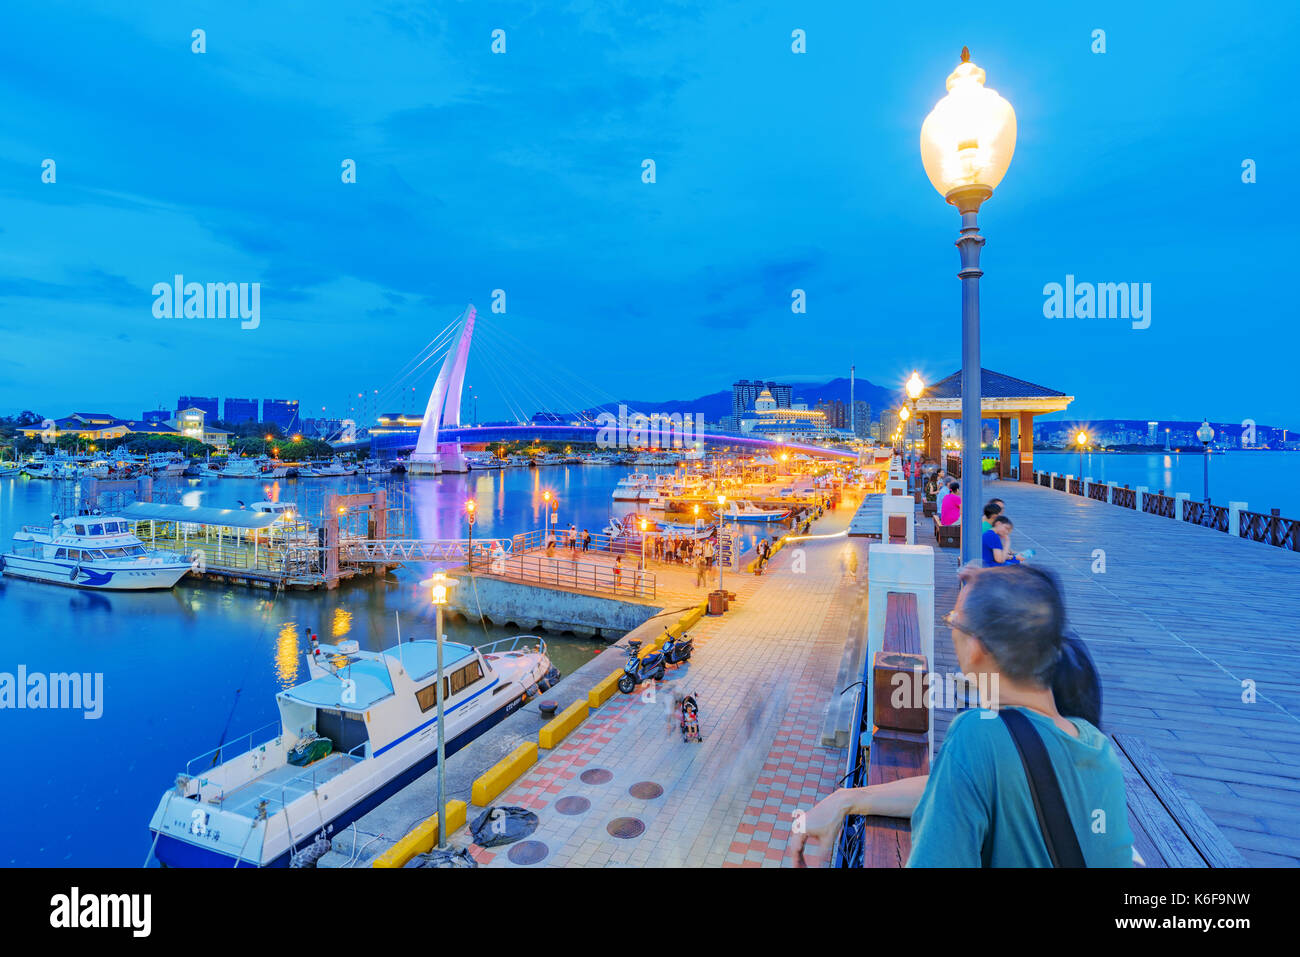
[371,799,468,868]
[588,669,623,709]
[471,741,538,806]
[539,699,589,749]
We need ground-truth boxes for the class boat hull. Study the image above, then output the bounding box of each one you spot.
[0,555,190,590]
[149,690,527,867]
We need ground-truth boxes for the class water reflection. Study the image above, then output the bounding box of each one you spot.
[274,621,301,688]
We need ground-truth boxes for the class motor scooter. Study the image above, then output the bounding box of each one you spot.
[617,639,666,693]
[661,628,693,666]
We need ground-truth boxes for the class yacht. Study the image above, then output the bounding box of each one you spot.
[721,500,791,523]
[611,472,655,502]
[299,458,358,477]
[147,452,189,477]
[2,513,193,589]
[147,633,559,867]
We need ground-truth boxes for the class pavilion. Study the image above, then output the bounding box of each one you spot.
[914,369,1074,481]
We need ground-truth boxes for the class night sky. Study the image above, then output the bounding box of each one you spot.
[0,1,1293,426]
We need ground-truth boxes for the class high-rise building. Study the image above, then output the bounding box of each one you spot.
[731,379,792,421]
[880,409,901,443]
[178,395,218,419]
[262,398,300,431]
[1147,421,1158,444]
[853,401,871,439]
[142,409,171,424]
[815,399,847,429]
[223,397,259,424]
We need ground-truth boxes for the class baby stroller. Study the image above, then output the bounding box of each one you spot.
[680,693,702,743]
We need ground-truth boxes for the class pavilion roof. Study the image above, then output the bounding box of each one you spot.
[923,369,1066,400]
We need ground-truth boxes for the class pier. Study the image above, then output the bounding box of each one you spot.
[321,467,1298,868]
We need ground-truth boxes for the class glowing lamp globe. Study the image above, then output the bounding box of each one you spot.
[920,48,1016,206]
[1197,421,1214,444]
[422,572,458,606]
[1076,432,1088,447]
[906,372,925,400]
[899,406,911,422]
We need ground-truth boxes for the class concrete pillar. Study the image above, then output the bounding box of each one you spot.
[881,495,915,544]
[925,412,941,462]
[1228,501,1247,537]
[1137,486,1149,512]
[866,543,935,761]
[1017,410,1035,482]
[1175,492,1190,521]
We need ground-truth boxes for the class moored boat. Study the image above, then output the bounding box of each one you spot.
[147,633,558,867]
[2,513,194,590]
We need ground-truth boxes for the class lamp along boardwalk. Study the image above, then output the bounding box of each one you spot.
[147,633,558,867]
[2,513,194,590]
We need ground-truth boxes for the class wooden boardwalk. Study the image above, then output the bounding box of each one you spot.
[929,480,1300,866]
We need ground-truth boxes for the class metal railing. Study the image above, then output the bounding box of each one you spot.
[1028,472,1300,552]
[340,537,512,564]
[489,552,656,600]
[833,679,870,868]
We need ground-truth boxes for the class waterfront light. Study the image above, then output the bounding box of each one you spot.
[1197,419,1215,507]
[906,372,925,401]
[419,571,458,852]
[920,46,1015,567]
[899,406,911,421]
[1075,431,1088,447]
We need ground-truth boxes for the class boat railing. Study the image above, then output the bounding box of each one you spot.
[478,635,547,658]
[186,720,283,778]
[19,524,51,535]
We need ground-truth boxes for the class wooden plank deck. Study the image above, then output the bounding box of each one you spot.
[927,480,1300,866]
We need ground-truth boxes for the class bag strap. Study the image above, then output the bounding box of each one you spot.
[999,708,1086,868]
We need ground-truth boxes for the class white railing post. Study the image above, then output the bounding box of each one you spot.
[1228,501,1247,537]
[1175,492,1191,522]
[1136,486,1149,513]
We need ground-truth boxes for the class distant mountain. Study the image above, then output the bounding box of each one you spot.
[603,377,901,423]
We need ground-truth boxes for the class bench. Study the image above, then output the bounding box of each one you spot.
[858,592,931,866]
[1111,733,1248,868]
[921,499,936,518]
[931,514,959,548]
[887,514,908,544]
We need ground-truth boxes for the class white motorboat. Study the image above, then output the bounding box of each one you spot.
[147,452,189,477]
[298,457,358,477]
[611,472,654,502]
[721,500,791,523]
[147,633,559,867]
[2,513,193,590]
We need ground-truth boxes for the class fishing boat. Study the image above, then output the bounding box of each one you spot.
[298,457,358,477]
[147,452,189,477]
[466,454,504,470]
[1,513,194,590]
[146,633,558,867]
[721,500,791,523]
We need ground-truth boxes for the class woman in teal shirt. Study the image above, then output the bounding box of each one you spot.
[793,564,1134,867]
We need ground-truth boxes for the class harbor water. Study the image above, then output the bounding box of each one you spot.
[0,464,670,866]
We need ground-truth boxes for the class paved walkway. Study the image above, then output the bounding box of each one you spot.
[928,480,1300,866]
[445,507,865,867]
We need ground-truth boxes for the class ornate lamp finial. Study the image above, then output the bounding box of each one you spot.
[960,46,970,63]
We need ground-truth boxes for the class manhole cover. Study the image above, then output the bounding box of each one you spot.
[628,781,664,800]
[555,796,591,816]
[606,817,645,839]
[506,841,549,865]
[580,768,614,785]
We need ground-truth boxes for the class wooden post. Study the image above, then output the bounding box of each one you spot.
[1018,411,1035,482]
[998,416,1011,479]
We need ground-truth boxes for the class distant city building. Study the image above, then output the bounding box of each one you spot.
[262,398,300,430]
[178,395,219,419]
[738,388,832,440]
[172,407,231,449]
[371,413,423,438]
[731,379,792,422]
[853,401,872,440]
[880,409,901,443]
[815,399,847,429]
[1147,421,1159,444]
[142,409,171,424]
[22,410,226,448]
[301,417,344,439]
[223,397,259,424]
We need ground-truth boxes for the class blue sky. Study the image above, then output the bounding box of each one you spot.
[0,1,1294,426]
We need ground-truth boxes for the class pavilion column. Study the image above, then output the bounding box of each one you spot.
[1018,411,1035,482]
[998,416,1011,479]
[925,412,941,462]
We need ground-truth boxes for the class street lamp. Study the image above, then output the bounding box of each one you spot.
[1196,419,1214,508]
[716,494,727,594]
[693,503,701,530]
[1075,431,1088,480]
[639,518,648,570]
[906,371,926,463]
[921,46,1016,566]
[541,490,552,541]
[421,571,458,851]
[465,499,476,570]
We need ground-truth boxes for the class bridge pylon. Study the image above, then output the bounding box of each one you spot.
[408,304,476,475]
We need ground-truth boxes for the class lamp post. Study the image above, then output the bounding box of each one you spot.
[639,518,648,570]
[421,571,458,850]
[1075,431,1088,483]
[899,406,912,460]
[465,499,476,570]
[1197,419,1214,510]
[906,371,925,463]
[716,494,726,593]
[541,490,552,541]
[921,46,1017,567]
[693,503,700,531]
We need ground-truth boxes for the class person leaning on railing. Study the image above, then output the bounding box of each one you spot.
[790,563,1133,868]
